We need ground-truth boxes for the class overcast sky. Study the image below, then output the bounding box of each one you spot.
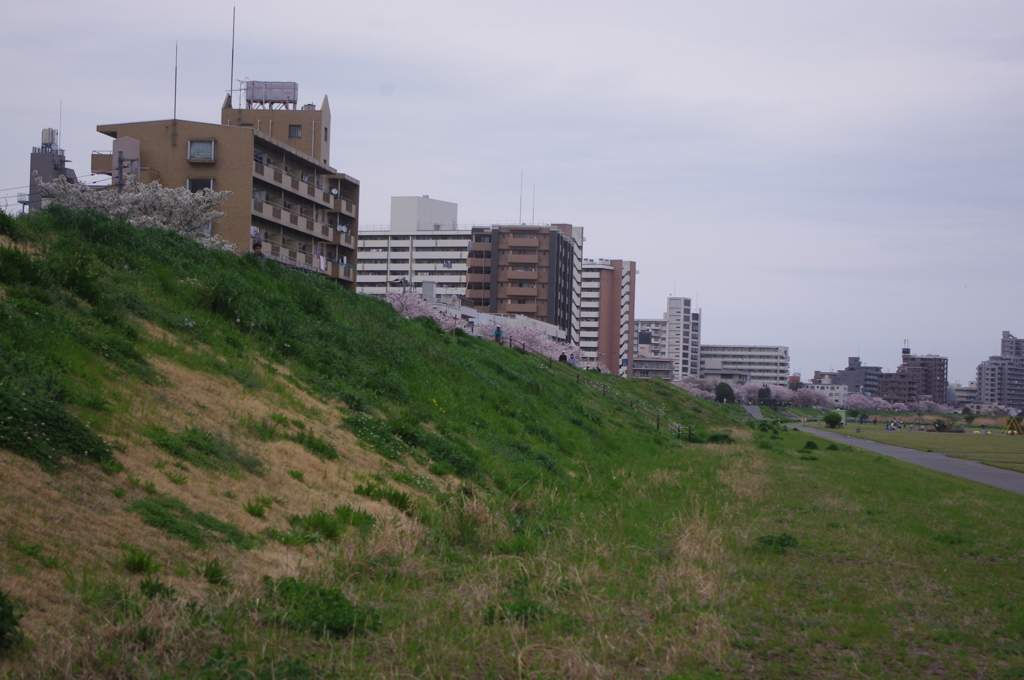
[3,1,1022,384]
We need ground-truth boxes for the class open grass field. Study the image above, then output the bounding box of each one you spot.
[807,422,1024,455]
[4,208,1024,678]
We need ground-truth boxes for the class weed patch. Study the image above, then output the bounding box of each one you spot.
[0,390,113,472]
[119,545,162,574]
[263,576,379,637]
[355,480,412,513]
[129,496,256,549]
[0,588,24,652]
[755,533,799,554]
[144,425,262,476]
[139,577,176,600]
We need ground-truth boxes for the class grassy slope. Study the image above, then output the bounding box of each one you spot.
[1,209,1024,679]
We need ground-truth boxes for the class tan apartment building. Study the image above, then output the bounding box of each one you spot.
[91,82,359,289]
[465,224,583,344]
[581,259,637,376]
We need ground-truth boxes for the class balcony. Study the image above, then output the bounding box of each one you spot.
[507,252,539,264]
[502,301,537,314]
[91,151,113,175]
[253,161,335,209]
[252,199,333,241]
[506,286,537,297]
[506,269,537,281]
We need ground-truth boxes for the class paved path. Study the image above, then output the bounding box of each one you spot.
[744,405,763,419]
[790,425,1024,496]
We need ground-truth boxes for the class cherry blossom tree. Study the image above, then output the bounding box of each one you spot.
[673,376,716,401]
[386,290,433,319]
[845,393,892,411]
[733,382,762,404]
[40,175,235,251]
[794,388,833,408]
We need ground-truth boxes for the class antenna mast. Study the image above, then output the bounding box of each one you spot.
[518,170,523,224]
[174,42,179,120]
[230,6,236,107]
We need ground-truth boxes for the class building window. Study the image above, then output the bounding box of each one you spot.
[187,178,214,192]
[289,125,302,138]
[188,140,215,161]
[324,127,329,141]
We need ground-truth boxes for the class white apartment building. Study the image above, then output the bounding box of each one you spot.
[700,345,790,385]
[581,259,636,376]
[357,196,471,298]
[632,297,701,381]
[805,383,849,407]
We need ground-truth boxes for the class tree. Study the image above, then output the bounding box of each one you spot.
[715,382,735,403]
[823,412,843,428]
[794,388,832,408]
[734,382,762,404]
[845,393,892,411]
[40,175,235,251]
[673,376,716,401]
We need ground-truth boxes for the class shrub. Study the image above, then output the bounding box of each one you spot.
[263,576,379,637]
[823,412,843,428]
[0,588,24,651]
[707,432,734,444]
[286,469,305,482]
[803,441,818,450]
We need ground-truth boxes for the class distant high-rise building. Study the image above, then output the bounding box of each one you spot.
[356,196,470,298]
[581,259,637,376]
[977,331,1024,413]
[632,297,700,381]
[465,224,583,344]
[21,128,78,212]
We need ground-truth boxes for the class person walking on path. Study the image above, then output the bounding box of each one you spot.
[493,326,504,345]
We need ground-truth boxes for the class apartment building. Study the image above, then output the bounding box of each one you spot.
[357,196,470,298]
[580,259,637,376]
[464,224,583,344]
[977,331,1024,413]
[900,349,948,403]
[699,345,790,385]
[91,82,359,289]
[833,357,882,397]
[632,297,701,381]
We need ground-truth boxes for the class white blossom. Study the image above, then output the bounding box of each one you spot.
[40,175,235,252]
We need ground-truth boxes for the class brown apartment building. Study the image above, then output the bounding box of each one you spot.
[465,224,583,344]
[877,348,949,404]
[581,259,637,376]
[91,82,359,289]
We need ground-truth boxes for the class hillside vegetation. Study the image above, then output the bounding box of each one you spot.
[2,208,1024,679]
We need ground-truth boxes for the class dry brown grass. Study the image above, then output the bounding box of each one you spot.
[0,339,439,677]
[717,448,770,503]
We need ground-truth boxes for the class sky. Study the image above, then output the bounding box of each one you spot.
[2,0,1022,384]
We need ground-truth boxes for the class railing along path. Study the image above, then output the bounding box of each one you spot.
[502,339,695,441]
